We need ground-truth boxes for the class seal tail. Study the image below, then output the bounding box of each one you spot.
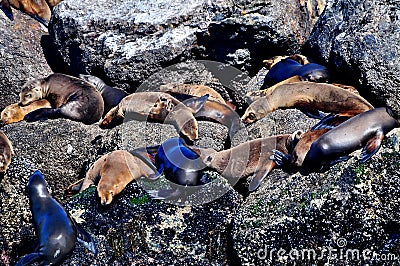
[0,0,14,21]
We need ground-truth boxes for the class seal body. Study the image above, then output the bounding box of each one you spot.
[99,92,208,142]
[20,73,104,124]
[1,0,51,25]
[16,170,97,266]
[242,81,374,124]
[79,74,128,115]
[0,99,51,126]
[196,132,301,191]
[66,150,158,205]
[0,130,14,173]
[261,58,330,89]
[304,107,399,172]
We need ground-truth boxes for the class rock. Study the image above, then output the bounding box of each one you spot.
[49,0,325,90]
[0,12,52,110]
[303,0,400,118]
[232,128,400,264]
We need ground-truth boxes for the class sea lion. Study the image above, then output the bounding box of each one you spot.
[242,81,374,124]
[0,130,13,174]
[79,74,128,115]
[132,137,208,200]
[195,131,302,191]
[66,150,158,205]
[99,91,208,142]
[16,170,97,266]
[261,58,330,89]
[263,54,310,69]
[298,107,399,173]
[0,0,51,26]
[19,73,104,125]
[165,92,243,140]
[0,99,51,126]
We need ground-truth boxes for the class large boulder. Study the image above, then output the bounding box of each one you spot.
[49,0,325,90]
[303,0,400,118]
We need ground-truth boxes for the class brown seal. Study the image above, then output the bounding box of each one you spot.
[0,0,52,26]
[160,83,226,105]
[66,150,158,205]
[99,91,208,142]
[242,81,374,124]
[0,99,51,126]
[195,131,302,191]
[19,73,104,125]
[0,130,14,173]
[263,54,310,69]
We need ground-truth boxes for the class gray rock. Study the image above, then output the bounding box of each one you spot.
[0,12,52,110]
[49,0,325,90]
[303,0,400,118]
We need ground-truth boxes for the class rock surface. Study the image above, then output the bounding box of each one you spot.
[303,0,400,118]
[49,0,325,90]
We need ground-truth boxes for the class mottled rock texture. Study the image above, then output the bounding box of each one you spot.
[49,0,325,90]
[304,0,400,118]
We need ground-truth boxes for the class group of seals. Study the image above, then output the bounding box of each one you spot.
[0,0,62,26]
[16,170,97,265]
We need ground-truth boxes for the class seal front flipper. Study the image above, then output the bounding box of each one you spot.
[248,160,275,192]
[326,155,351,169]
[311,114,351,131]
[359,132,385,163]
[15,253,41,266]
[24,108,62,122]
[272,149,291,167]
[299,109,325,119]
[74,223,98,255]
[182,94,209,114]
[29,14,49,27]
[66,178,84,195]
[0,0,13,20]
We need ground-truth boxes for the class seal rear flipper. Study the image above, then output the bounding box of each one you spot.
[272,149,291,167]
[65,178,85,195]
[359,133,384,163]
[182,94,209,114]
[311,114,351,131]
[15,253,41,266]
[248,160,275,192]
[24,108,62,122]
[299,109,325,119]
[29,14,49,27]
[75,223,98,255]
[0,0,13,21]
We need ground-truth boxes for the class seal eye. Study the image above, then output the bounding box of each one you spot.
[248,112,256,121]
[206,156,212,162]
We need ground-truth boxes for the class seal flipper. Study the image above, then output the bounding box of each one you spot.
[299,109,325,119]
[24,108,62,122]
[15,253,41,266]
[74,223,98,255]
[29,14,49,27]
[0,0,14,21]
[147,188,182,200]
[359,132,384,163]
[311,114,351,131]
[248,160,275,192]
[325,155,351,169]
[182,94,209,114]
[65,178,84,195]
[272,149,291,167]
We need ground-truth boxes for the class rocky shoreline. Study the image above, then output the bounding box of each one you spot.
[1,0,400,265]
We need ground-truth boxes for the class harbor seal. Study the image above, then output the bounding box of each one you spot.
[0,130,13,174]
[16,170,97,266]
[242,81,374,124]
[261,58,330,89]
[19,73,104,125]
[79,74,128,115]
[0,99,51,126]
[66,150,158,205]
[294,107,399,173]
[99,91,208,142]
[195,131,302,191]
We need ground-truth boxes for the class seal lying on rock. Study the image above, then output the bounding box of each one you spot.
[194,131,302,191]
[79,74,128,115]
[275,107,399,173]
[263,54,311,70]
[99,92,208,142]
[0,99,51,126]
[19,73,104,125]
[261,58,330,89]
[66,150,158,205]
[16,170,97,266]
[0,130,13,174]
[242,81,374,124]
